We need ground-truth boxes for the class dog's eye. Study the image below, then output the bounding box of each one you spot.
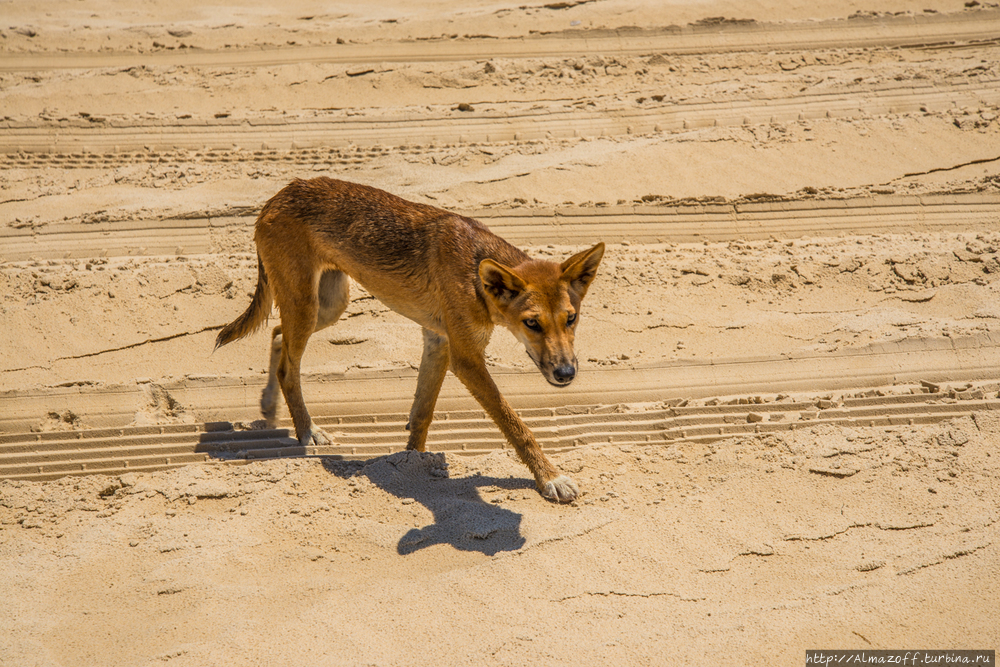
[566,313,577,326]
[523,318,542,332]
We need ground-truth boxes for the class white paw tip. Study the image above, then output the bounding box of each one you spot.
[301,428,332,447]
[542,475,580,503]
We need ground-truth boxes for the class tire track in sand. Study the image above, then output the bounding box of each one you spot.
[2,379,996,482]
[3,11,999,72]
[3,79,998,154]
[3,194,998,261]
[2,334,999,480]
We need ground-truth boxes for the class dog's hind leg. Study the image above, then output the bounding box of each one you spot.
[405,328,450,452]
[260,324,286,428]
[274,293,324,445]
[268,267,349,446]
[261,270,349,427]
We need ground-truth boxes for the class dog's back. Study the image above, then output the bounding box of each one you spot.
[259,178,518,275]
[254,177,527,331]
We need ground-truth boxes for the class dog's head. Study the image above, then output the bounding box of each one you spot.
[479,242,605,387]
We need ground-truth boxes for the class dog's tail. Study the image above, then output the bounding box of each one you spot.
[215,256,272,349]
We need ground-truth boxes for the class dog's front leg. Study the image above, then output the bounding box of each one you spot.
[406,328,450,452]
[449,350,580,502]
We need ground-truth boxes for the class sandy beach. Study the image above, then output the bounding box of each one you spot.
[1,1,999,664]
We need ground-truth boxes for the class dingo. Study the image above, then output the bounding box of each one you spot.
[216,178,604,502]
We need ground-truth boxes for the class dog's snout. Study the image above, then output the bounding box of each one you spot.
[552,364,576,384]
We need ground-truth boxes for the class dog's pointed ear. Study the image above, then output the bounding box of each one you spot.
[560,242,605,298]
[479,259,527,305]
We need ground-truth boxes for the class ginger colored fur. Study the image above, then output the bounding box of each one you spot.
[216,178,604,502]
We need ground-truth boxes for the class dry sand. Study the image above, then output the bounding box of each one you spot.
[1,1,999,665]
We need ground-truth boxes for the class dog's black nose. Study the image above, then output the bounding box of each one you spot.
[552,364,576,384]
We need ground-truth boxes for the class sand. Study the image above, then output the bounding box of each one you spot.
[1,1,999,665]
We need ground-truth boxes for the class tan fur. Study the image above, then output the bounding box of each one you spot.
[216,177,604,502]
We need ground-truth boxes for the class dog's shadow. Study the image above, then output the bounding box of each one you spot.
[321,451,531,556]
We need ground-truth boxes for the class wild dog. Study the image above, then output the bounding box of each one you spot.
[215,178,604,502]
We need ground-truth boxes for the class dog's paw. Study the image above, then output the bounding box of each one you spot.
[540,475,580,503]
[302,426,332,447]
